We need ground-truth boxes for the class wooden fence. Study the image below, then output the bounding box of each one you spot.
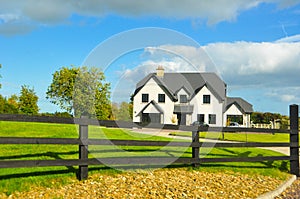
[0,105,299,180]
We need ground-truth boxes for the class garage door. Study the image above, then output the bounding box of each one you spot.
[142,113,161,124]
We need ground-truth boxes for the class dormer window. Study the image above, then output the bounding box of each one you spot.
[180,95,188,103]
[203,95,211,104]
[142,94,149,102]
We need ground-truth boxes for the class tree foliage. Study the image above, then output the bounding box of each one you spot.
[46,66,111,119]
[251,112,281,124]
[74,67,111,119]
[46,67,80,113]
[18,85,39,115]
[111,102,133,121]
[0,95,19,114]
[8,94,18,108]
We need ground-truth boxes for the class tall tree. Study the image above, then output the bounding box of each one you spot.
[46,66,111,119]
[74,67,111,118]
[46,66,80,113]
[18,85,39,114]
[116,102,132,121]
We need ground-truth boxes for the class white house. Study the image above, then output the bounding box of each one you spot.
[132,66,253,127]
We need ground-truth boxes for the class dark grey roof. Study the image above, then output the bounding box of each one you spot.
[134,72,226,102]
[225,97,253,113]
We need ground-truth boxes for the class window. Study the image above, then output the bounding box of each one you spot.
[158,94,165,103]
[180,95,188,103]
[197,114,205,122]
[209,114,216,124]
[203,95,211,104]
[142,94,149,102]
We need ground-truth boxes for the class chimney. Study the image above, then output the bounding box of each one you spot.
[156,66,164,78]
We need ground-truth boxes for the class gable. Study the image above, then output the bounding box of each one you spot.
[133,74,177,101]
[136,100,163,116]
[144,103,161,113]
[175,86,190,96]
[224,103,243,115]
[225,97,253,113]
[189,83,224,103]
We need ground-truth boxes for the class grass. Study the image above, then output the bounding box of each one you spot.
[169,131,290,143]
[0,121,292,195]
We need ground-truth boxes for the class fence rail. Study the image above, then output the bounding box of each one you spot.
[0,105,299,180]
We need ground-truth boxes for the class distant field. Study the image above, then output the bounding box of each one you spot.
[0,121,291,196]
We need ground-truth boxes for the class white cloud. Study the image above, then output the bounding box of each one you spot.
[0,0,299,34]
[144,45,213,71]
[280,94,296,102]
[119,38,300,92]
[276,34,300,42]
[0,14,20,23]
[152,41,300,87]
[203,41,300,86]
[110,38,300,112]
[266,87,300,103]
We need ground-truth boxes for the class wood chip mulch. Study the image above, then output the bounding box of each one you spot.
[2,168,285,199]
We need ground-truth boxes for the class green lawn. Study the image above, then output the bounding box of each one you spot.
[169,131,290,143]
[0,121,291,195]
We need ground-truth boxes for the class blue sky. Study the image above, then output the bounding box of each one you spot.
[1,1,300,115]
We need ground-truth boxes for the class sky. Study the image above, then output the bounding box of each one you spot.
[1,0,300,115]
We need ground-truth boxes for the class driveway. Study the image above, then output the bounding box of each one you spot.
[131,128,296,156]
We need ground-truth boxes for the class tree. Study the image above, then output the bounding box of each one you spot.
[110,101,133,121]
[8,94,19,108]
[46,66,80,113]
[46,66,111,119]
[110,102,119,120]
[117,102,132,121]
[0,95,19,114]
[251,112,282,124]
[18,85,39,114]
[75,67,111,119]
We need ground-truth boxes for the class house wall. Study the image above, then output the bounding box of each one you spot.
[133,78,175,124]
[243,114,251,127]
[190,86,223,126]
[133,76,252,127]
[223,104,251,127]
[223,104,242,126]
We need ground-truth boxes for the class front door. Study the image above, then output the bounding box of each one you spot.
[177,113,186,125]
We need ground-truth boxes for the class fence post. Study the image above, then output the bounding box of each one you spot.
[78,117,89,180]
[290,104,299,177]
[192,131,200,167]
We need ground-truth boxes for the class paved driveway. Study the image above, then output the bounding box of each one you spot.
[131,128,299,157]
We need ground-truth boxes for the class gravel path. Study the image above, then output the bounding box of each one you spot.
[133,128,300,198]
[4,168,284,199]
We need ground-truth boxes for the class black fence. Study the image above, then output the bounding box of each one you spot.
[0,105,299,180]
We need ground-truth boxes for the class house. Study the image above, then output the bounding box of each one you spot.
[132,66,253,127]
